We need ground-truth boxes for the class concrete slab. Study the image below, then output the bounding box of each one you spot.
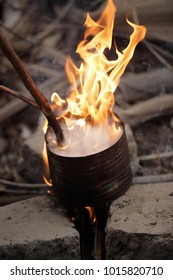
[0,196,80,259]
[0,182,172,259]
[106,182,173,259]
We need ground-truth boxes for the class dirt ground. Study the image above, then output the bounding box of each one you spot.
[0,0,173,206]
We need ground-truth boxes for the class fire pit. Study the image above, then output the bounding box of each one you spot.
[41,0,146,259]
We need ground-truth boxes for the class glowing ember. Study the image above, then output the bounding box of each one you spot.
[44,0,146,158]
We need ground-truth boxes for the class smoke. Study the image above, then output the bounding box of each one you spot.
[46,118,123,157]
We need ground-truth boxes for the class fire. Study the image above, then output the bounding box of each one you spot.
[44,0,146,158]
[42,142,52,187]
[42,120,52,187]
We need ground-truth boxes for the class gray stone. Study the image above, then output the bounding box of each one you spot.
[0,182,173,259]
[0,196,80,259]
[106,182,173,259]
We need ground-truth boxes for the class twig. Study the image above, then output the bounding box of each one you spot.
[0,21,65,66]
[148,41,173,60]
[132,3,172,70]
[116,94,173,127]
[0,99,27,124]
[133,174,173,184]
[0,77,66,123]
[54,0,75,21]
[120,68,173,102]
[0,179,47,195]
[0,30,64,144]
[0,85,40,110]
[33,17,59,42]
[143,40,172,71]
[27,63,60,78]
[40,46,66,67]
[0,178,46,189]
[138,151,173,161]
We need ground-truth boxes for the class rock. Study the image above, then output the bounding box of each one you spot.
[0,196,80,259]
[0,182,173,259]
[106,182,173,260]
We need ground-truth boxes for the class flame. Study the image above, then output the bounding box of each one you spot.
[52,0,146,129]
[43,0,146,176]
[85,207,96,224]
[42,121,52,187]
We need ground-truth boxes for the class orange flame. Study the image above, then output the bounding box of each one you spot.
[52,0,146,126]
[43,0,146,178]
[42,121,52,187]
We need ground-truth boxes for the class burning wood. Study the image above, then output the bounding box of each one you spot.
[0,85,39,110]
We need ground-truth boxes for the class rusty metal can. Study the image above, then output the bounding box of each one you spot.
[46,123,132,207]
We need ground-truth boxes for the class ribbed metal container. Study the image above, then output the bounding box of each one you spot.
[46,124,132,207]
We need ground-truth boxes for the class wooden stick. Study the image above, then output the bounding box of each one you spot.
[0,85,40,110]
[0,77,65,123]
[133,174,173,184]
[116,94,173,127]
[143,40,172,71]
[120,69,173,102]
[0,178,46,189]
[0,30,64,144]
[138,151,173,161]
[27,63,61,78]
[0,99,27,124]
[149,41,173,60]
[132,3,172,70]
